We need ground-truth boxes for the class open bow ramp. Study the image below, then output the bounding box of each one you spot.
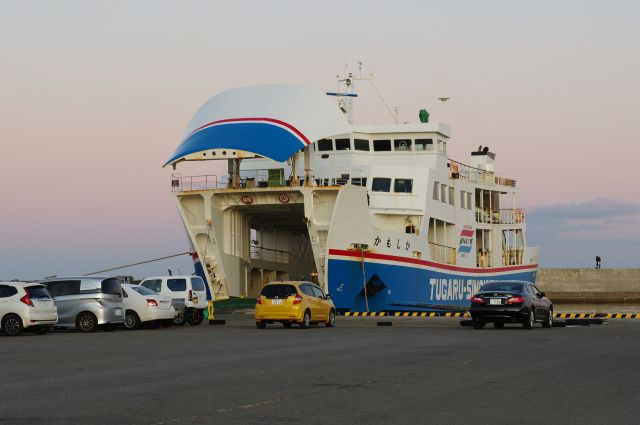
[164,84,351,166]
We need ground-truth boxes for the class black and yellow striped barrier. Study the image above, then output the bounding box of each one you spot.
[342,312,640,319]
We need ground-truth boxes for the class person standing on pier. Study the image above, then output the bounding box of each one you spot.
[595,256,602,269]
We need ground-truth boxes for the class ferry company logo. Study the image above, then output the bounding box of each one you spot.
[458,226,474,255]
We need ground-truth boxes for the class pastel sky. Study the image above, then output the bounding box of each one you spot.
[1,0,639,280]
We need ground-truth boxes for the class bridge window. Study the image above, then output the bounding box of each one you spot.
[354,139,370,151]
[372,177,391,192]
[440,184,447,203]
[373,139,391,152]
[335,138,351,150]
[460,191,466,208]
[432,181,439,200]
[394,179,413,193]
[394,139,412,151]
[317,139,333,151]
[448,187,455,205]
[467,192,473,210]
[415,139,433,151]
[351,177,367,186]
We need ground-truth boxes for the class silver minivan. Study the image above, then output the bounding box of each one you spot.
[41,276,124,332]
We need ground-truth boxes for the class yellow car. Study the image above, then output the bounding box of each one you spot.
[255,281,336,329]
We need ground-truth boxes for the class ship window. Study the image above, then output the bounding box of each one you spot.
[448,187,455,205]
[354,139,370,151]
[433,181,439,200]
[351,177,367,186]
[467,192,473,210]
[317,139,333,151]
[372,177,391,192]
[460,191,466,208]
[394,179,413,193]
[394,139,412,151]
[335,138,351,150]
[373,139,391,152]
[440,184,447,203]
[415,139,433,151]
[437,139,444,153]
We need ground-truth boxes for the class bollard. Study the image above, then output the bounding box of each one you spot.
[208,300,226,325]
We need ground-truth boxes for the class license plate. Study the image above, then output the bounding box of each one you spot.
[489,298,502,305]
[193,297,199,304]
[114,308,123,316]
[271,299,283,305]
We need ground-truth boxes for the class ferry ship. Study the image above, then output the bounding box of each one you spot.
[164,78,540,312]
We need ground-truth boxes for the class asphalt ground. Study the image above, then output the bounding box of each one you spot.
[1,315,639,425]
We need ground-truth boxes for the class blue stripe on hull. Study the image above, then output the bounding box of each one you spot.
[327,258,537,312]
[193,258,213,301]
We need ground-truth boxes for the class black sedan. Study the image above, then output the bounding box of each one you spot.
[469,281,553,329]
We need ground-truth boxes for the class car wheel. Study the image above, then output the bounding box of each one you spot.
[494,322,504,329]
[124,310,141,330]
[326,309,336,327]
[256,321,267,329]
[282,321,292,328]
[300,310,311,329]
[523,309,535,329]
[34,327,49,335]
[77,312,98,332]
[2,314,24,336]
[472,320,484,330]
[187,309,204,326]
[542,309,553,328]
[173,309,187,326]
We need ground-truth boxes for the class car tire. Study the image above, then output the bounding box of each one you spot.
[494,322,504,329]
[282,321,292,328]
[523,309,535,329]
[187,309,204,326]
[256,321,267,329]
[173,309,187,326]
[542,309,553,328]
[2,314,24,336]
[300,310,311,329]
[124,310,141,330]
[77,312,98,333]
[34,327,49,335]
[326,309,336,328]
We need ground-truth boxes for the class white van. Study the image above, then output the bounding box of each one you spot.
[139,276,208,326]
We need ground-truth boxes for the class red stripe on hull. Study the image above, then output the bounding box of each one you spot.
[328,249,538,274]
[190,117,311,145]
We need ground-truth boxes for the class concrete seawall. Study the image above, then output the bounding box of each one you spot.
[536,269,640,303]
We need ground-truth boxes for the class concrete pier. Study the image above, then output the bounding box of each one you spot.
[537,268,640,303]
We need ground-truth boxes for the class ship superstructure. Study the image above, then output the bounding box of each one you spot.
[165,83,539,312]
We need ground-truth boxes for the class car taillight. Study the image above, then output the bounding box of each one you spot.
[293,295,303,304]
[146,299,158,307]
[507,295,524,304]
[188,290,193,301]
[256,297,262,305]
[470,296,485,304]
[20,293,34,307]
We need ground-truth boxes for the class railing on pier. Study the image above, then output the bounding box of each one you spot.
[475,208,526,225]
[428,242,456,265]
[250,246,290,264]
[448,159,516,188]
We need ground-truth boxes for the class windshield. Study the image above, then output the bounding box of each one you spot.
[130,286,157,296]
[260,284,298,299]
[479,282,524,293]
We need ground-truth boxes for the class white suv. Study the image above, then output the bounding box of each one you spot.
[0,282,58,336]
[139,276,208,326]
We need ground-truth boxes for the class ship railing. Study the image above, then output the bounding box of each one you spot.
[428,242,456,265]
[502,248,524,266]
[475,208,526,225]
[250,246,290,264]
[171,174,221,191]
[476,250,493,268]
[448,160,516,188]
